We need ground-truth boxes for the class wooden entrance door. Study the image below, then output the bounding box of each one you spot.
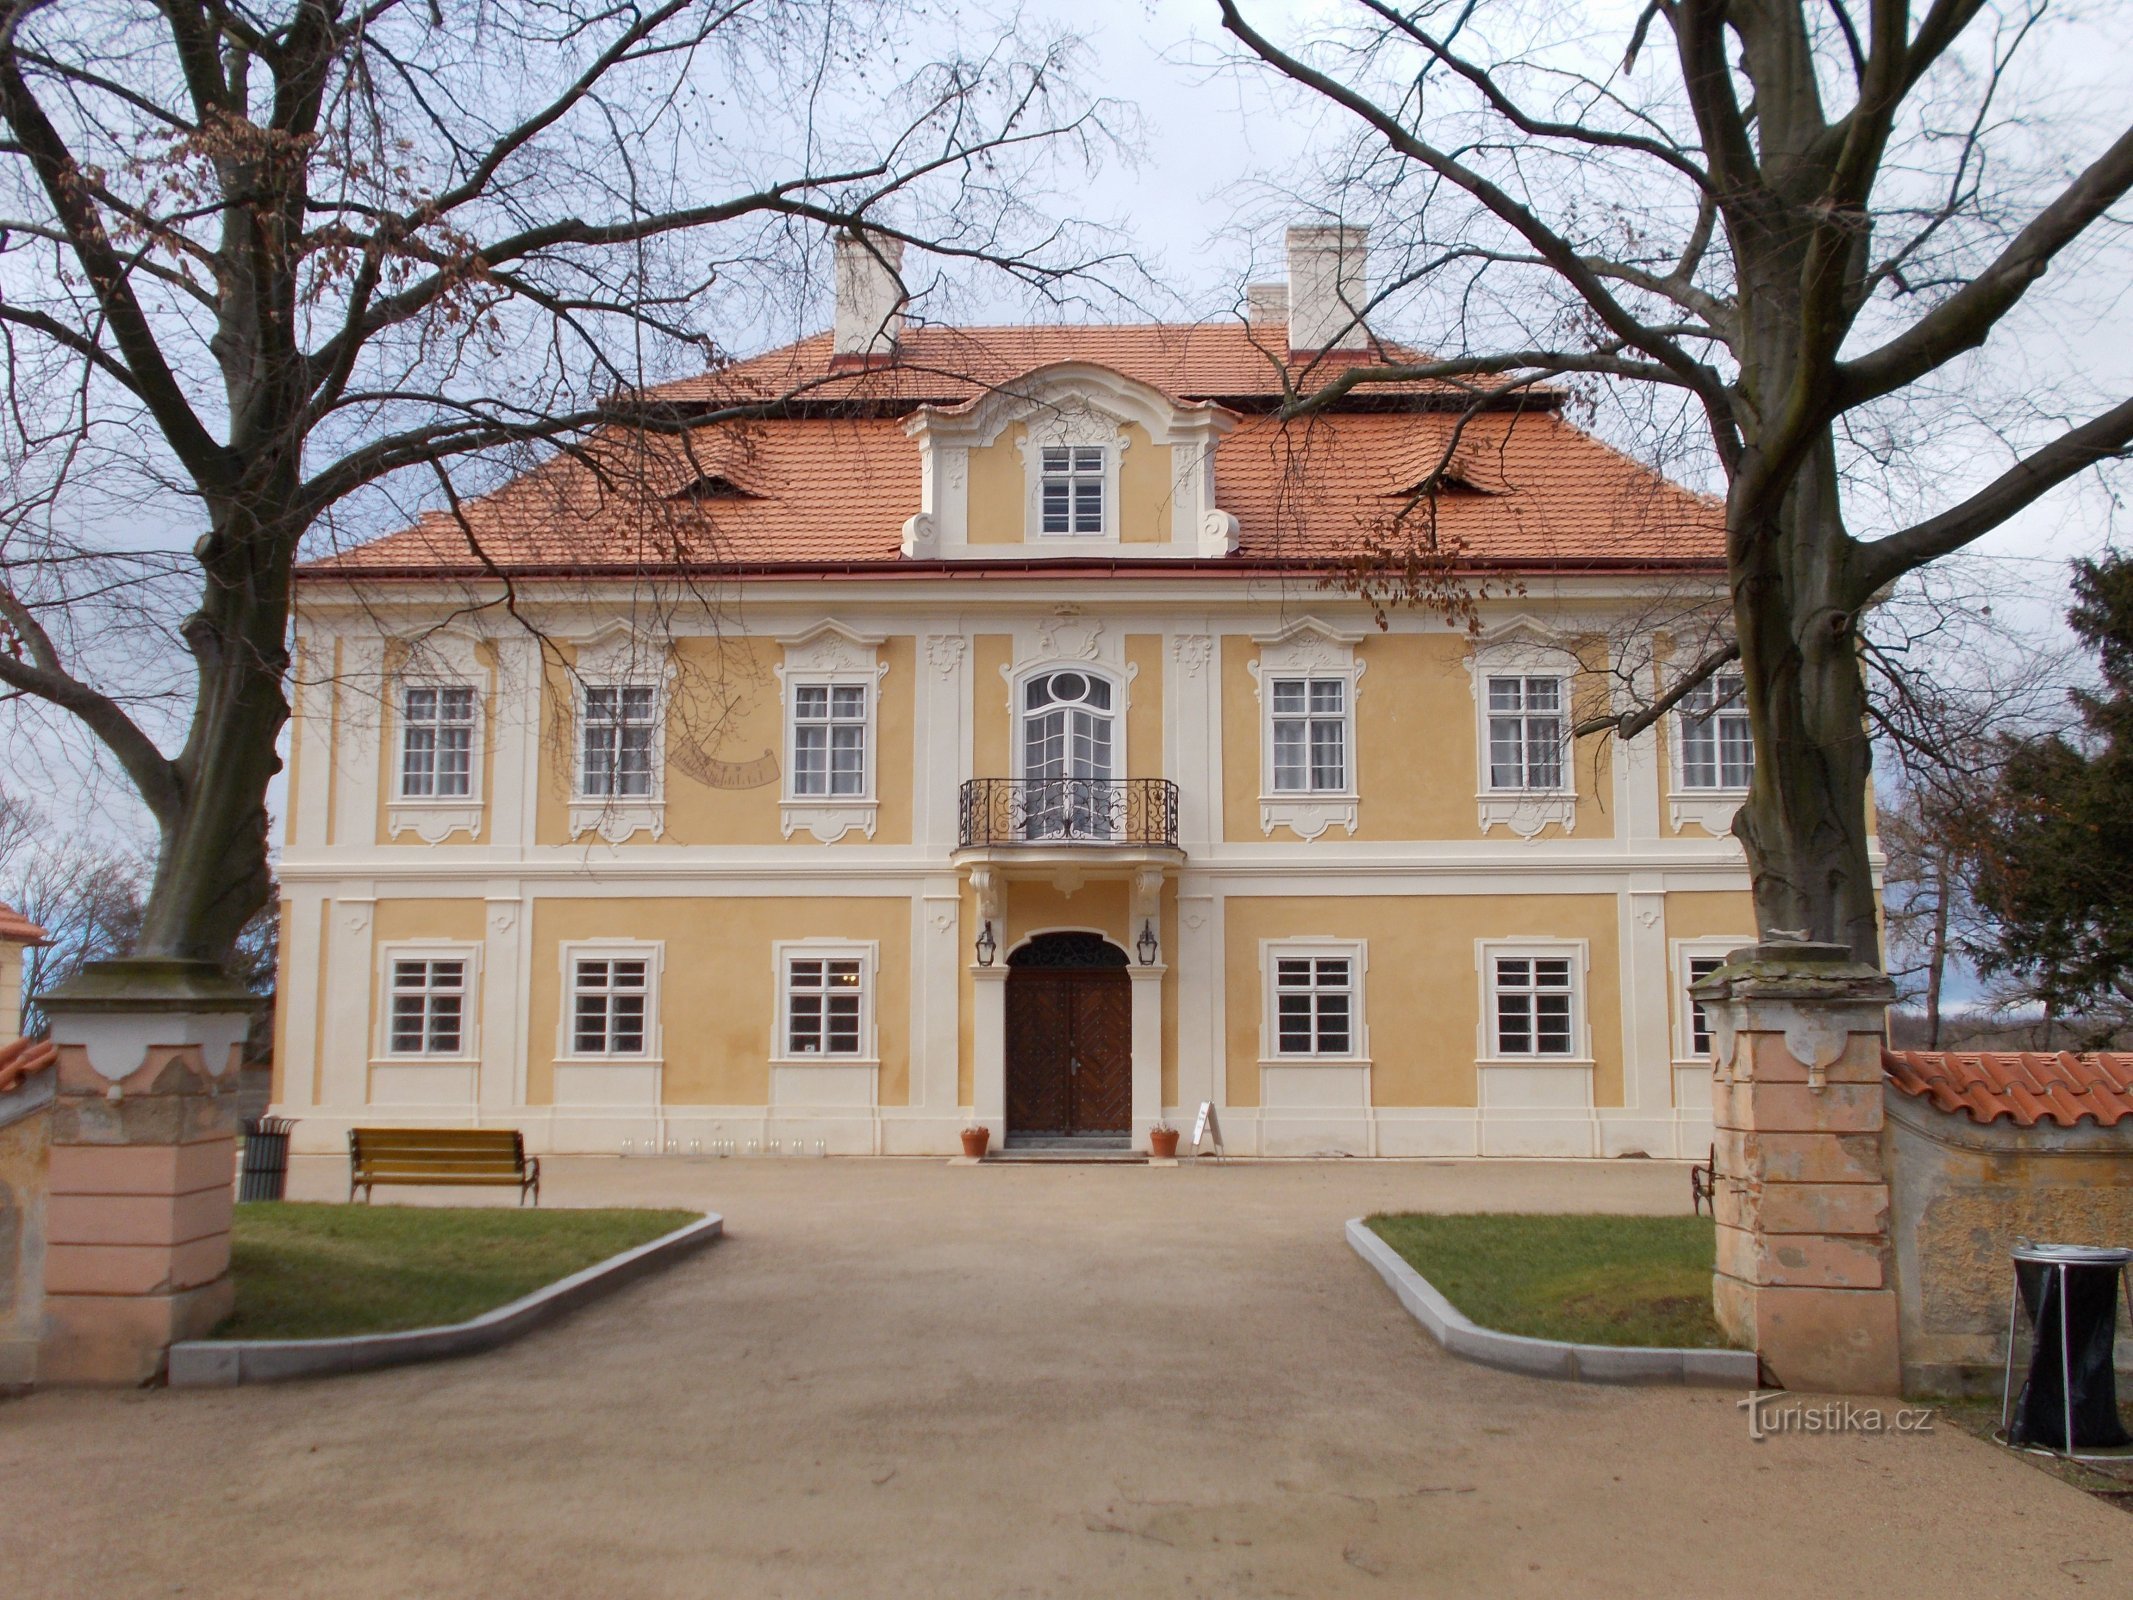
[1004,935,1132,1136]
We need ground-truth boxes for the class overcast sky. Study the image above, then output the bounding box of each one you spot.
[21,0,2131,958]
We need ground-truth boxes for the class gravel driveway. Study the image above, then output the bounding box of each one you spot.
[2,1155,2122,1597]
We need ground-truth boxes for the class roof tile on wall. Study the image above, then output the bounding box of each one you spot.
[1883,1049,2133,1128]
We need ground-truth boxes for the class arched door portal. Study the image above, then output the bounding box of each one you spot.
[1004,932,1132,1142]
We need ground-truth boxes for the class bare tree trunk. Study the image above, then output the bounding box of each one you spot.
[1729,432,1882,962]
[133,495,293,963]
[1926,858,1951,1048]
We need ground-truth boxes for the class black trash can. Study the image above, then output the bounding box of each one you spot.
[238,1115,296,1202]
[2004,1243,2133,1454]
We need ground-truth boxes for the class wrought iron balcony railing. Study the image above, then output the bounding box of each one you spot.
[958,778,1179,849]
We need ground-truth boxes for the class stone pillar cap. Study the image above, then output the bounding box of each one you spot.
[1691,941,1894,1003]
[39,957,254,1014]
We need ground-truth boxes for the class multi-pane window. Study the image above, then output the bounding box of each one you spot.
[1493,954,1577,1057]
[1680,672,1753,789]
[1487,676,1565,791]
[400,685,476,798]
[580,684,657,798]
[572,957,649,1055]
[1273,955,1355,1056]
[388,958,466,1055]
[1686,955,1727,1057]
[1271,679,1348,792]
[1039,445,1105,534]
[786,957,864,1055]
[793,684,867,798]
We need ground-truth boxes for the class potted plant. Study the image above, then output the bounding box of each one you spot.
[960,1124,991,1158]
[1149,1122,1180,1159]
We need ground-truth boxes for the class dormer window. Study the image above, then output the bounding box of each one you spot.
[1039,445,1105,535]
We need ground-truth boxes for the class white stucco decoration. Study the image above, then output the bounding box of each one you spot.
[776,622,888,843]
[901,362,1239,560]
[566,622,674,846]
[1466,615,1583,840]
[1249,618,1365,840]
[386,624,491,845]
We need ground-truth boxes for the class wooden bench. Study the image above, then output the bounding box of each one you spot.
[1690,1143,1717,1217]
[349,1128,540,1206]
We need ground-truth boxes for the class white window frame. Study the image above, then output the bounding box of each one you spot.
[1016,403,1124,541]
[567,678,666,843]
[1672,937,1748,1063]
[1036,443,1108,536]
[1476,939,1591,1063]
[1669,670,1753,835]
[771,939,879,1065]
[385,628,489,845]
[775,623,888,843]
[1259,939,1369,1063]
[374,941,481,1062]
[1249,618,1365,840]
[1467,624,1581,838]
[556,941,664,1063]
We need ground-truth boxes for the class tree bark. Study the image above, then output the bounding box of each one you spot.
[1924,853,1952,1047]
[1728,429,1883,964]
[132,492,293,963]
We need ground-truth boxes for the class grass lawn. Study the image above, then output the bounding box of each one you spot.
[217,1203,700,1341]
[1366,1212,1740,1350]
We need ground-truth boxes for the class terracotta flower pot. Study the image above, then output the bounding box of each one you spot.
[1149,1127,1180,1159]
[960,1127,991,1158]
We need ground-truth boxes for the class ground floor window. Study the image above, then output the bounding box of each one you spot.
[1482,942,1584,1058]
[776,941,876,1060]
[563,944,660,1058]
[1672,940,1747,1060]
[1263,940,1366,1059]
[382,949,474,1057]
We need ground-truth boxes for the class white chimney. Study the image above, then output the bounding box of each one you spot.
[1286,225,1370,354]
[1245,281,1289,328]
[833,229,906,359]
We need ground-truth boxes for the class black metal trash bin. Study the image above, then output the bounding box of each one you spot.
[2004,1243,2133,1454]
[238,1115,296,1202]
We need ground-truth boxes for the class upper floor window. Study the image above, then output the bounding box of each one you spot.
[1680,672,1753,789]
[1039,445,1105,535]
[398,685,476,799]
[1270,678,1348,793]
[1486,676,1566,792]
[579,683,658,799]
[792,683,868,798]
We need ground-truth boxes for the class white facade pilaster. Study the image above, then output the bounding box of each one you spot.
[319,891,376,1115]
[480,889,526,1119]
[1130,964,1165,1140]
[274,885,325,1111]
[971,965,1007,1133]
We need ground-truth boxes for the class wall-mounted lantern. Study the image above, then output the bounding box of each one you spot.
[1136,920,1159,967]
[975,921,998,967]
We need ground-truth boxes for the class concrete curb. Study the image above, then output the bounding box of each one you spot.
[1346,1217,1758,1388]
[168,1212,723,1388]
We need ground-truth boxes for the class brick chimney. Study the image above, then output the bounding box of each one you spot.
[1286,225,1370,355]
[832,229,906,361]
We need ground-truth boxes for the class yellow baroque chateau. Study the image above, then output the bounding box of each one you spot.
[271,228,1765,1158]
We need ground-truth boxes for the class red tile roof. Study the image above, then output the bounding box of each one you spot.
[0,901,47,944]
[1883,1049,2133,1128]
[301,322,1724,581]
